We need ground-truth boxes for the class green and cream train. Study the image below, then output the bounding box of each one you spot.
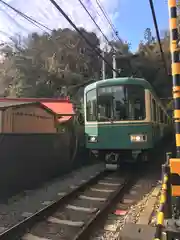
[84,77,172,169]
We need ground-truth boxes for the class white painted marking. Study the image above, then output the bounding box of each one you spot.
[90,175,95,178]
[22,233,51,240]
[122,198,134,204]
[57,192,66,196]
[91,187,114,193]
[79,195,106,201]
[129,190,137,195]
[105,177,122,180]
[47,217,84,227]
[81,180,86,183]
[98,181,120,186]
[66,204,97,213]
[41,201,53,205]
[105,164,118,171]
[104,223,117,232]
[104,218,118,232]
[21,212,33,217]
[132,184,141,189]
[70,185,77,189]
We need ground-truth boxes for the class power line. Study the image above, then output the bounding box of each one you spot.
[0,0,115,87]
[0,5,29,33]
[0,0,124,77]
[49,0,119,75]
[78,0,119,53]
[84,0,117,43]
[0,0,110,57]
[0,0,79,53]
[0,0,56,54]
[0,0,52,32]
[95,0,123,44]
[148,0,169,76]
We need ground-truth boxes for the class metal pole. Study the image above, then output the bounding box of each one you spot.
[112,54,116,78]
[165,152,172,218]
[168,0,180,157]
[102,51,105,80]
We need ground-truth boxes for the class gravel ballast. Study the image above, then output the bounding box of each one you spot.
[0,163,105,232]
[90,178,160,240]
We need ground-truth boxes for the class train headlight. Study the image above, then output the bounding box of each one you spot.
[130,134,147,142]
[88,136,98,143]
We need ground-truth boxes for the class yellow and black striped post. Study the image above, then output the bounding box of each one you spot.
[168,0,180,157]
[154,172,168,240]
[168,0,180,200]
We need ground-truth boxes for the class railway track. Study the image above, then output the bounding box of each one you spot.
[0,167,137,240]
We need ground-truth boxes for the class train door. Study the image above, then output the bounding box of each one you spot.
[151,97,157,141]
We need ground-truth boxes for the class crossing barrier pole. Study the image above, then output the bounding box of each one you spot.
[168,0,180,157]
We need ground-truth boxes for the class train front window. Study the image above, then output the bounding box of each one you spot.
[86,89,97,121]
[97,85,145,121]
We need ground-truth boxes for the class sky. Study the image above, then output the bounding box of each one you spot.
[0,0,170,52]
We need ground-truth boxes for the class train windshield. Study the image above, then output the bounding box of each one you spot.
[97,85,145,121]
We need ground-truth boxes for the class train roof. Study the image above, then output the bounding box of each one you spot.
[84,77,153,92]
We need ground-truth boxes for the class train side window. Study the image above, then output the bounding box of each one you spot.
[157,106,160,122]
[152,99,156,122]
[160,108,163,123]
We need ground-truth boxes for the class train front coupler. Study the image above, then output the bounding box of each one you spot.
[105,152,119,170]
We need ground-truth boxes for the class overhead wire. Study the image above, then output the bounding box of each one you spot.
[0,0,52,32]
[0,0,116,57]
[0,0,111,56]
[48,0,119,75]
[95,0,123,44]
[89,0,135,75]
[0,30,27,52]
[0,0,57,56]
[0,0,132,78]
[148,0,169,76]
[0,0,86,88]
[0,0,115,90]
[0,5,29,33]
[0,0,81,54]
[77,0,119,54]
[84,0,118,43]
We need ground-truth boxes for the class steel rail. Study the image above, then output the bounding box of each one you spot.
[0,170,107,240]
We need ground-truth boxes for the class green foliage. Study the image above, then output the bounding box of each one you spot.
[0,28,100,98]
[0,25,174,103]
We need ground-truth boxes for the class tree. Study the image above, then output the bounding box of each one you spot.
[0,25,175,101]
[0,28,101,98]
[144,28,155,45]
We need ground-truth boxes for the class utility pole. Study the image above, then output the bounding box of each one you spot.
[102,51,105,80]
[112,54,116,78]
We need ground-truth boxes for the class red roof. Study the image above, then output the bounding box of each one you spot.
[0,97,74,122]
[42,102,74,116]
